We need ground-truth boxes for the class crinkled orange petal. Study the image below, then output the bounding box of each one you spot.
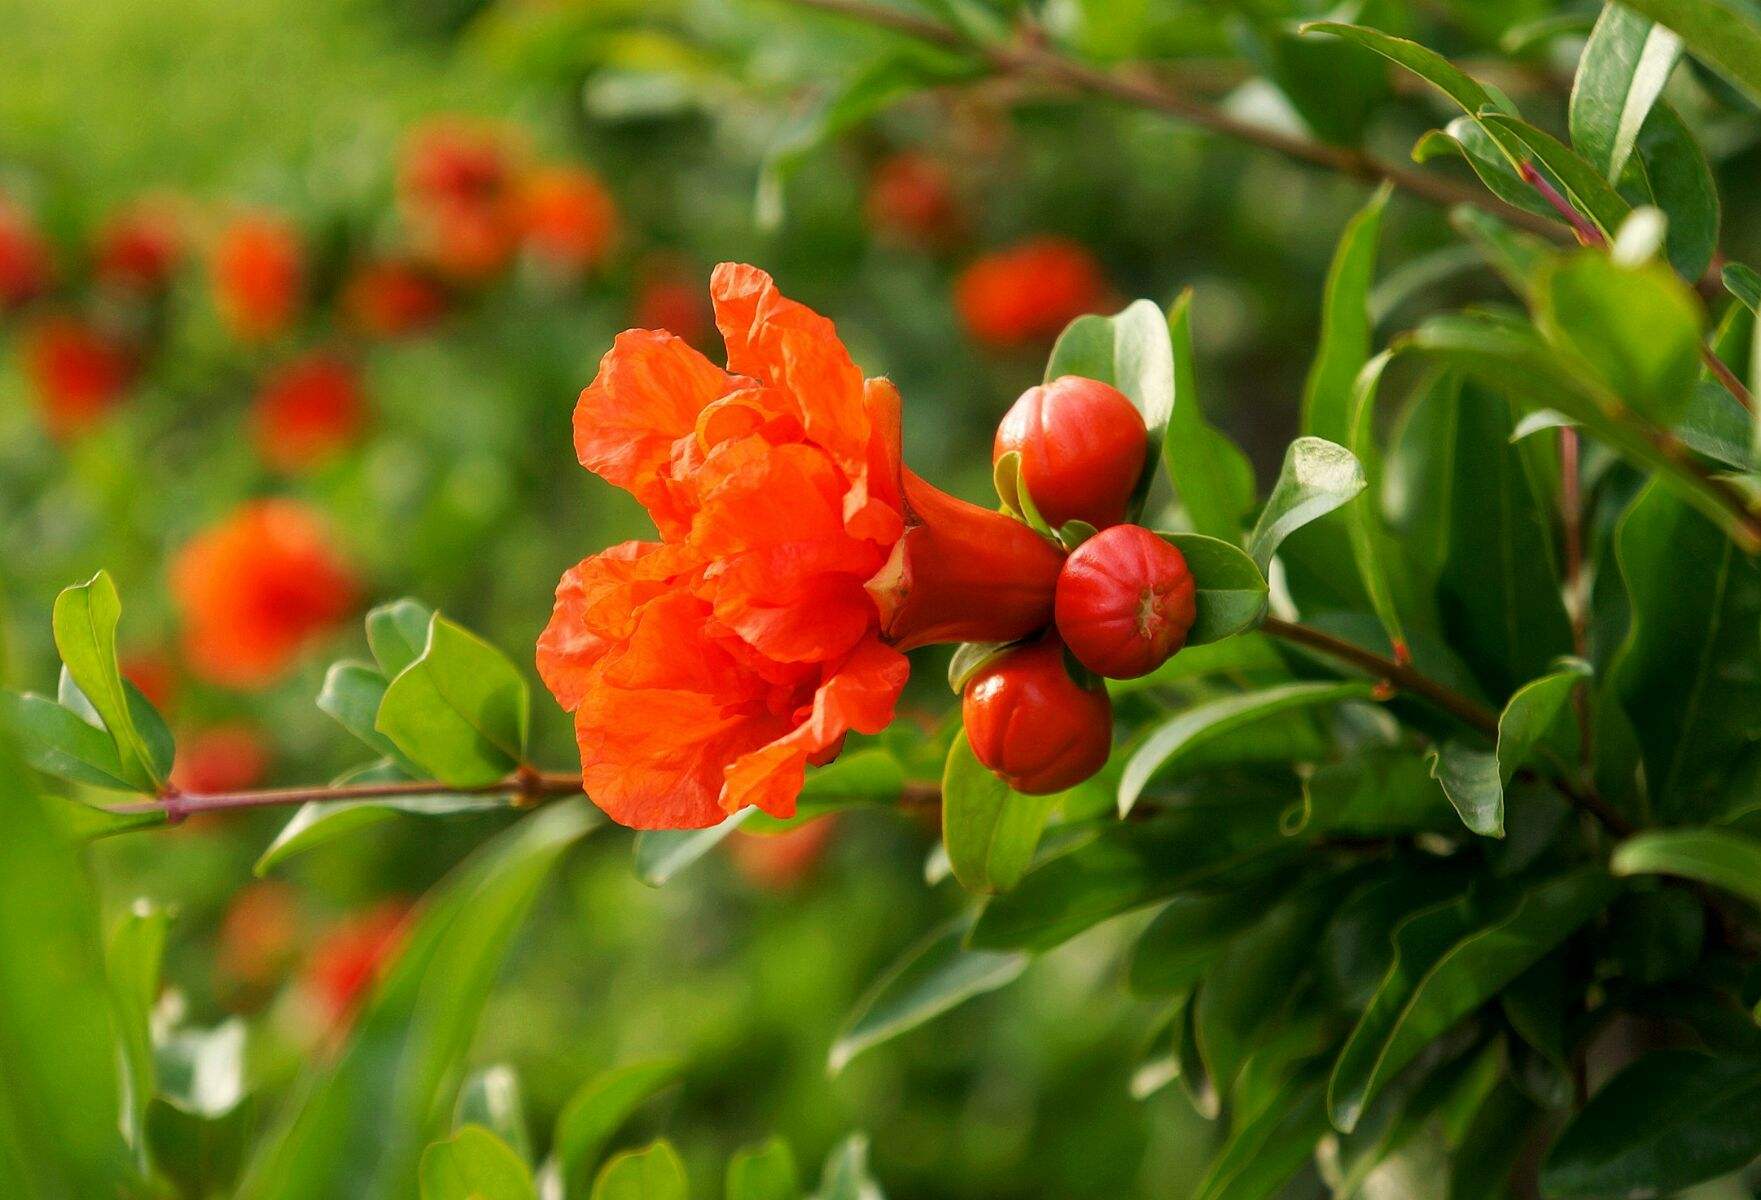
[573,330,731,536]
[721,636,908,819]
[536,541,697,711]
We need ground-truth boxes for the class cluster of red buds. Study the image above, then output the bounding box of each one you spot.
[959,376,1195,794]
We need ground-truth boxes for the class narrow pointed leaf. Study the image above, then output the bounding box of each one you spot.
[1163,292,1256,541]
[1611,827,1761,905]
[1246,438,1366,572]
[1570,4,1682,183]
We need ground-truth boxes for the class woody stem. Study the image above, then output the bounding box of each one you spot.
[109,770,587,820]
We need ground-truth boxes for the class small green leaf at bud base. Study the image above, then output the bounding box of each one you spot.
[961,637,1113,795]
[993,375,1147,530]
[1054,525,1196,680]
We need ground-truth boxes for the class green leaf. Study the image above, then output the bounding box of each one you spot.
[1479,112,1634,239]
[1611,827,1761,905]
[947,641,1013,694]
[107,899,169,1160]
[318,660,421,774]
[1415,120,1554,221]
[813,1134,884,1200]
[591,1140,687,1200]
[1194,1072,1330,1200]
[991,449,1056,538]
[1344,352,1412,657]
[1163,292,1256,542]
[1245,437,1366,573]
[1629,101,1720,280]
[236,802,597,1200]
[1497,665,1587,785]
[1301,23,1502,115]
[968,799,1293,952]
[631,812,752,886]
[1541,1051,1761,1197]
[1609,482,1761,822]
[1118,681,1375,817]
[1045,298,1173,519]
[728,1138,801,1200]
[455,1066,530,1163]
[419,1127,536,1200]
[1127,886,1290,998]
[1303,185,1390,445]
[0,689,136,791]
[829,919,1027,1074]
[1158,532,1269,645]
[1538,253,1703,425]
[553,1060,682,1197]
[366,598,436,678]
[0,743,133,1194]
[942,732,1056,894]
[1677,380,1751,469]
[1450,207,1554,297]
[1427,740,1504,837]
[1615,0,1761,106]
[1238,16,1388,146]
[254,763,505,876]
[1570,4,1683,183]
[1328,867,1615,1132]
[1290,751,1456,838]
[51,571,161,791]
[376,614,530,786]
[1725,262,1761,315]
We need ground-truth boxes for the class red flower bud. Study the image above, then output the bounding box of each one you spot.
[962,637,1112,794]
[866,469,1066,651]
[954,237,1108,347]
[993,375,1147,530]
[1055,525,1195,679]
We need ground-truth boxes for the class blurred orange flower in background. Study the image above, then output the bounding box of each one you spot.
[516,164,618,275]
[171,499,357,688]
[170,722,271,794]
[728,817,840,890]
[954,236,1108,347]
[251,353,367,473]
[865,151,960,246]
[21,313,136,437]
[341,257,448,338]
[399,118,523,283]
[218,881,303,992]
[538,264,911,830]
[301,901,408,1031]
[211,212,304,342]
[631,256,711,348]
[95,198,184,294]
[0,193,53,310]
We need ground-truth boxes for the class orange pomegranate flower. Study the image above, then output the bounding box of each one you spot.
[0,194,54,310]
[21,314,136,437]
[251,353,367,472]
[631,256,712,348]
[729,816,840,890]
[218,881,303,992]
[516,165,618,275]
[954,236,1108,347]
[340,257,448,338]
[301,902,408,1031]
[212,213,304,342]
[399,118,523,283]
[539,264,1062,829]
[171,500,357,689]
[95,198,184,294]
[170,723,270,794]
[865,151,961,246]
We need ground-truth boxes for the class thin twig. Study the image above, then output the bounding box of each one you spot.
[780,0,1569,242]
[107,770,586,821]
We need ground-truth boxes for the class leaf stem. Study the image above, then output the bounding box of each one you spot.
[779,0,1568,242]
[108,770,587,821]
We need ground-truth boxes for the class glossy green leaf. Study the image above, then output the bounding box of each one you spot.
[553,1060,682,1197]
[1304,185,1389,445]
[1725,262,1761,314]
[1290,751,1455,838]
[1344,352,1412,657]
[107,898,168,1159]
[317,660,421,773]
[0,689,136,790]
[1158,532,1268,645]
[591,1140,687,1200]
[0,744,133,1194]
[1427,740,1504,837]
[1616,0,1761,105]
[455,1066,530,1163]
[1541,1051,1761,1197]
[1677,380,1751,469]
[631,812,753,887]
[1538,253,1703,425]
[376,613,529,786]
[1629,101,1719,280]
[813,1134,884,1200]
[1570,4,1683,183]
[1163,291,1256,542]
[1194,1072,1330,1200]
[1301,23,1502,115]
[728,1137,801,1200]
[946,641,1012,694]
[1450,207,1553,297]
[992,449,1055,539]
[1609,483,1761,821]
[1497,665,1587,785]
[830,919,1026,1074]
[1118,681,1374,816]
[1328,868,1615,1132]
[1611,827,1761,904]
[1127,887,1287,998]
[419,1127,536,1200]
[236,801,596,1200]
[366,598,436,678]
[1107,631,1288,696]
[1414,120,1554,221]
[942,732,1056,894]
[969,799,1293,952]
[1239,17,1388,146]
[1045,298,1173,518]
[51,571,161,791]
[1246,437,1366,573]
[1479,111,1633,239]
